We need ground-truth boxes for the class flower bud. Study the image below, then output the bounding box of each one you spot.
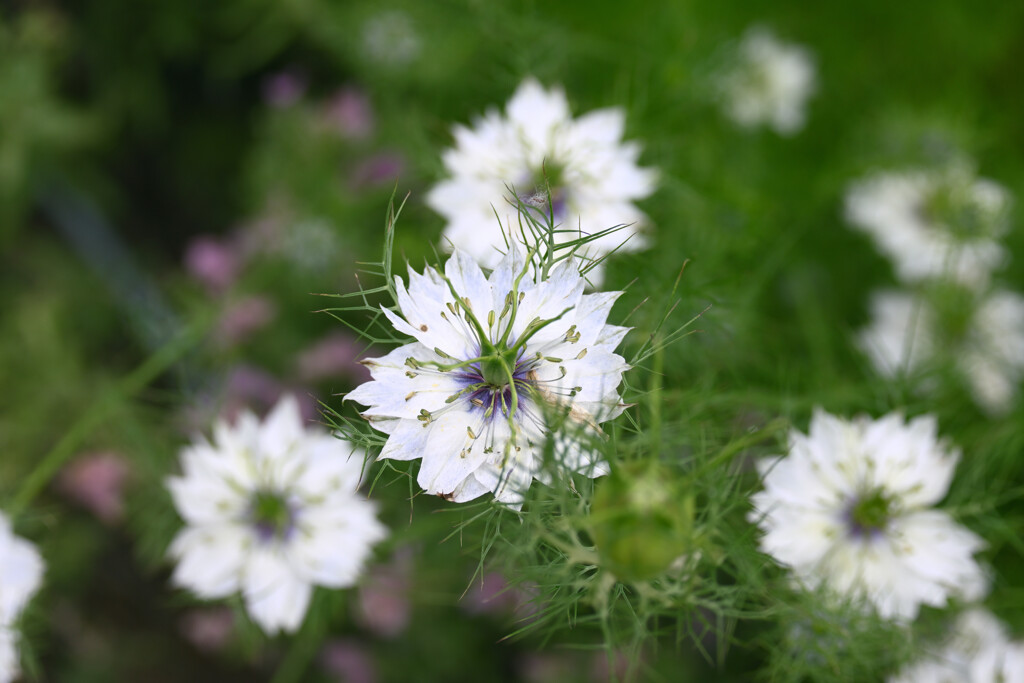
[590,461,694,582]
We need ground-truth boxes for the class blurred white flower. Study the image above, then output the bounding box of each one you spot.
[751,409,987,621]
[347,247,628,506]
[890,609,1024,683]
[0,513,44,683]
[167,395,387,634]
[280,218,343,274]
[426,77,658,285]
[362,10,421,67]
[860,289,1024,415]
[845,166,1011,289]
[718,27,816,135]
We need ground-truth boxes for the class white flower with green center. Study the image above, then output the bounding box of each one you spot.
[750,409,987,621]
[718,26,816,135]
[859,289,1024,416]
[346,247,630,505]
[166,395,387,634]
[0,513,44,683]
[425,77,657,285]
[845,166,1011,289]
[890,609,1024,683]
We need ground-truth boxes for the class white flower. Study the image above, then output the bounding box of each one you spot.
[361,10,421,67]
[0,513,44,683]
[346,247,629,506]
[845,166,1011,288]
[891,609,1024,683]
[858,291,935,378]
[166,395,388,634]
[425,77,658,285]
[751,409,987,621]
[718,27,816,135]
[859,289,1024,416]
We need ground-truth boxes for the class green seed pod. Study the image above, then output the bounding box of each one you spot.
[589,461,694,582]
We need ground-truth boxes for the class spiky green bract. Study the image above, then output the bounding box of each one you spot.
[443,346,789,679]
[756,589,915,683]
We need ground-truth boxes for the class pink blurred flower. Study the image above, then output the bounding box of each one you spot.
[235,202,290,258]
[520,653,578,683]
[461,572,519,615]
[214,296,276,347]
[590,648,633,682]
[461,571,540,620]
[57,452,130,524]
[321,88,374,140]
[296,332,368,383]
[321,639,376,683]
[355,549,414,638]
[184,236,241,294]
[179,607,235,653]
[349,152,405,189]
[263,69,307,108]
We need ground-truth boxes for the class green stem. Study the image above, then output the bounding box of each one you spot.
[8,325,201,518]
[649,339,663,457]
[270,596,329,683]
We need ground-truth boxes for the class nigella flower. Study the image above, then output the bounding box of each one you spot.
[859,289,1024,416]
[750,409,987,621]
[845,166,1011,289]
[361,10,421,67]
[717,26,816,135]
[166,395,388,634]
[346,248,629,505]
[0,513,44,683]
[425,77,658,285]
[890,609,1024,683]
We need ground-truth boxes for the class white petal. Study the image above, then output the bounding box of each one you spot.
[169,525,249,598]
[242,548,312,634]
[259,394,308,461]
[292,502,387,587]
[347,343,466,420]
[416,411,490,496]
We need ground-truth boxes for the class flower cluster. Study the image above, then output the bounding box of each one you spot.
[848,162,1024,414]
[426,78,658,284]
[167,395,388,633]
[717,26,817,135]
[0,513,44,683]
[751,409,987,620]
[347,247,629,505]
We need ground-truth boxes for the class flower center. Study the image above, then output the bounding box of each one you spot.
[248,490,296,543]
[517,162,569,220]
[480,355,513,387]
[460,349,538,422]
[846,489,892,537]
[920,184,993,242]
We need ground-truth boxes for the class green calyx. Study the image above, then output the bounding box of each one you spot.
[590,461,694,582]
[480,352,515,387]
[922,184,994,241]
[529,161,565,197]
[849,489,892,535]
[250,490,293,539]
